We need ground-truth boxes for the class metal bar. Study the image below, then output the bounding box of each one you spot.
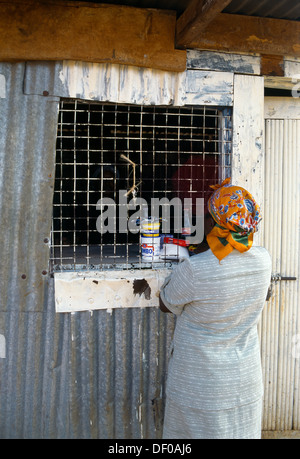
[271,274,297,282]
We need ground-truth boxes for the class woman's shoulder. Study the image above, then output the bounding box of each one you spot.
[248,246,272,266]
[188,248,218,268]
[188,246,271,270]
[247,246,271,259]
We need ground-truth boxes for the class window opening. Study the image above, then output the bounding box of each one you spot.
[51,100,232,271]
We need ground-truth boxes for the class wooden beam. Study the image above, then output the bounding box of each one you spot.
[177,13,300,58]
[261,54,284,77]
[0,0,186,72]
[264,77,296,91]
[176,0,233,48]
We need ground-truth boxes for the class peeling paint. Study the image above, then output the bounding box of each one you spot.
[247,35,272,44]
[54,269,171,312]
[185,70,233,106]
[255,138,262,150]
[187,50,261,75]
[47,60,187,106]
[133,279,151,300]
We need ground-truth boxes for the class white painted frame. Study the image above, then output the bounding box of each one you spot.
[232,74,265,248]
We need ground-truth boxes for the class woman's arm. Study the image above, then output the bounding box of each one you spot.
[159,259,194,315]
[159,294,172,313]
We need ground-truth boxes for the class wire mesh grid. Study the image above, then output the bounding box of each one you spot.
[50,100,232,271]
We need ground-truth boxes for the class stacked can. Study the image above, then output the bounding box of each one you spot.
[140,217,161,262]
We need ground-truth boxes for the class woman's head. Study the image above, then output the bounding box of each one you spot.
[206,178,262,261]
[208,177,261,235]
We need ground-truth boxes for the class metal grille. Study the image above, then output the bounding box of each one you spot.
[50,100,232,271]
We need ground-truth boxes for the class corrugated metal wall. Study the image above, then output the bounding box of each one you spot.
[0,61,176,439]
[1,59,298,438]
[261,116,300,432]
[0,62,59,437]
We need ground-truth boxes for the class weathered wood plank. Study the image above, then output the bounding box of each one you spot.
[232,74,265,247]
[187,49,261,75]
[55,269,172,312]
[284,57,300,78]
[180,13,300,58]
[265,97,300,120]
[264,77,295,91]
[184,70,233,106]
[176,0,232,48]
[0,1,186,72]
[24,60,187,105]
[261,55,284,77]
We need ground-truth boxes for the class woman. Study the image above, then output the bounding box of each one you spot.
[159,178,271,439]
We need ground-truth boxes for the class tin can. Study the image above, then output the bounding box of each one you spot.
[141,235,161,261]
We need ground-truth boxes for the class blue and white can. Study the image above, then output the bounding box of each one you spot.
[141,235,161,261]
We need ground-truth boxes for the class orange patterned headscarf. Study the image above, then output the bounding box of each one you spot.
[207,178,262,261]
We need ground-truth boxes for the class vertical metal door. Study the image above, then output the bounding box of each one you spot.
[261,112,300,433]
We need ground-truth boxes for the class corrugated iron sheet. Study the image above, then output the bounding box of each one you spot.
[0,61,175,439]
[223,0,300,20]
[66,0,188,17]
[0,62,59,317]
[1,58,299,439]
[260,116,300,431]
[60,0,300,21]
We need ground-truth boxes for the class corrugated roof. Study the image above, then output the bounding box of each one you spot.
[61,0,300,20]
[60,0,190,16]
[223,0,300,21]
